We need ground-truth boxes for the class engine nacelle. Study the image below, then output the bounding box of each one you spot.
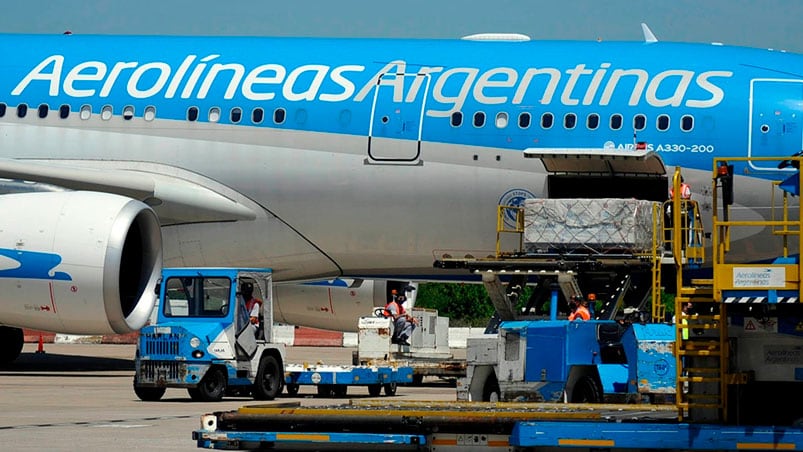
[273,279,417,332]
[0,192,162,334]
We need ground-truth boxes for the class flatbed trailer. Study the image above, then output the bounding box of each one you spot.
[284,363,413,397]
[193,400,803,450]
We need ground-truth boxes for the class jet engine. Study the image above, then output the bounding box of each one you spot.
[273,279,417,332]
[0,191,162,335]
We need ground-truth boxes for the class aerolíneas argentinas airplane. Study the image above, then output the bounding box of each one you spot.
[0,30,799,361]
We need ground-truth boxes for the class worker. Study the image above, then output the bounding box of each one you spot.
[568,295,591,321]
[669,176,692,200]
[240,282,263,329]
[383,294,417,345]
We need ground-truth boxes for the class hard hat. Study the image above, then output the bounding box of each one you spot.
[391,289,397,294]
[588,293,596,301]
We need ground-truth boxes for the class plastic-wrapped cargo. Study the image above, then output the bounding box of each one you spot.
[523,198,660,253]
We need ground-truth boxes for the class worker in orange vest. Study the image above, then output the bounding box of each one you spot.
[569,295,591,321]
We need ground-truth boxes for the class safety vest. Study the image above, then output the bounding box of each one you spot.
[669,183,691,200]
[569,305,590,321]
[382,301,404,318]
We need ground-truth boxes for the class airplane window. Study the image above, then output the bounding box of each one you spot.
[274,108,286,124]
[59,105,70,119]
[187,106,199,122]
[209,107,221,123]
[633,114,646,131]
[252,107,264,124]
[657,114,670,131]
[563,113,577,129]
[610,114,623,130]
[541,112,554,129]
[0,103,5,118]
[123,105,134,121]
[450,111,463,127]
[230,107,242,123]
[17,103,28,118]
[144,106,156,121]
[586,113,600,130]
[473,112,486,127]
[37,104,48,119]
[80,105,91,120]
[518,112,531,129]
[680,115,694,132]
[495,112,509,128]
[101,105,113,120]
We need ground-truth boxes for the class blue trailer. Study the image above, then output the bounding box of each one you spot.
[284,363,413,397]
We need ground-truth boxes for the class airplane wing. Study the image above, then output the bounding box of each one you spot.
[0,158,256,225]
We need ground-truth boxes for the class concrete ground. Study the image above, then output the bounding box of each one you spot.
[0,343,459,451]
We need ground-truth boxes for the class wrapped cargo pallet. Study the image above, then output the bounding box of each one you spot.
[523,198,660,253]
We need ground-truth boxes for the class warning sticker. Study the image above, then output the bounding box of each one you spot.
[744,317,778,334]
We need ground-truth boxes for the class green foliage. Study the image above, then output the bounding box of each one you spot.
[415,282,533,327]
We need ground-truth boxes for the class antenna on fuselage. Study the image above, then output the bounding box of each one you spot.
[641,23,658,43]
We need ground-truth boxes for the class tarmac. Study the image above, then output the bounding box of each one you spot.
[0,343,460,451]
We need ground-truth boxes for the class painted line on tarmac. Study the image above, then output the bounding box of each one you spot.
[0,414,194,430]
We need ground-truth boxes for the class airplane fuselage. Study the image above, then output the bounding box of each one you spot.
[1,35,802,282]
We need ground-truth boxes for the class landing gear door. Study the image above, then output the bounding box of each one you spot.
[367,72,430,162]
[748,79,803,171]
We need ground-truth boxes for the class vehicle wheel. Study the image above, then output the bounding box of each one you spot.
[411,374,424,386]
[333,385,348,397]
[285,383,300,396]
[133,377,166,401]
[383,383,397,396]
[368,384,382,397]
[196,368,227,402]
[0,327,24,363]
[570,376,602,403]
[482,374,500,402]
[253,355,282,400]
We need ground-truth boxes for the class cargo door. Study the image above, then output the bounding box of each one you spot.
[748,79,803,171]
[367,72,430,162]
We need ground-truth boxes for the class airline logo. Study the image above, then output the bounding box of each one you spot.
[0,248,72,281]
[11,55,733,118]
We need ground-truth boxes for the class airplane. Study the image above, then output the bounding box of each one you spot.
[0,28,801,362]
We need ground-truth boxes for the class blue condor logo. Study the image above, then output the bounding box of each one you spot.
[11,55,733,117]
[0,248,72,281]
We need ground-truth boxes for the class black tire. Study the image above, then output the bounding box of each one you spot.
[482,374,500,402]
[383,382,397,396]
[411,374,424,386]
[196,367,227,402]
[570,376,602,403]
[253,355,282,400]
[368,384,382,397]
[133,377,166,401]
[0,327,24,364]
[285,383,300,396]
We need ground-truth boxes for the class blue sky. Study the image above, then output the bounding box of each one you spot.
[2,1,802,52]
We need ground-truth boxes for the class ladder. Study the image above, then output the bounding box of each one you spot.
[669,168,726,422]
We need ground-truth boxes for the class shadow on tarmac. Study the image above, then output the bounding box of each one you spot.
[0,352,134,373]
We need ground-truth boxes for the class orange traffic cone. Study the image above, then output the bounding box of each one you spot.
[36,334,45,354]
